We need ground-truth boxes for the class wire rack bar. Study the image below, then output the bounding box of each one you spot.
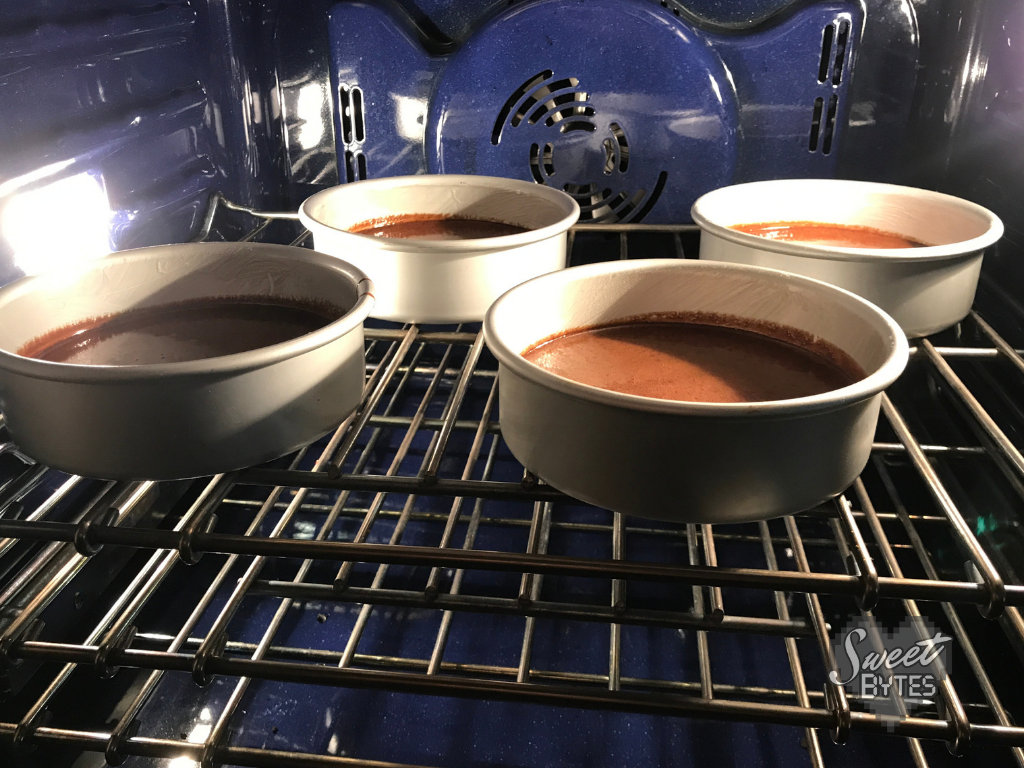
[3,199,1024,768]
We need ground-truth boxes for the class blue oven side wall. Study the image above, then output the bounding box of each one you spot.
[0,0,290,285]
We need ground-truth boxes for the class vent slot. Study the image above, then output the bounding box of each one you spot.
[339,85,353,145]
[339,83,366,149]
[631,171,668,223]
[610,122,629,171]
[559,120,596,134]
[352,86,366,142]
[818,24,834,83]
[514,78,581,127]
[505,83,658,221]
[357,151,368,179]
[529,142,557,181]
[543,104,595,128]
[344,150,355,183]
[529,143,543,182]
[569,171,667,224]
[528,90,590,125]
[831,19,850,85]
[577,189,613,212]
[808,96,824,152]
[610,188,648,222]
[821,94,838,154]
[564,182,598,195]
[492,70,553,145]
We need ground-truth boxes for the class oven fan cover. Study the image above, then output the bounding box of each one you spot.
[327,0,860,223]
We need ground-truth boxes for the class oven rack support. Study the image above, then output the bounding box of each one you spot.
[0,196,1024,767]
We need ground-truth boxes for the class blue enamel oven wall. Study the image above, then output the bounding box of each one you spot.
[0,0,922,285]
[325,0,920,223]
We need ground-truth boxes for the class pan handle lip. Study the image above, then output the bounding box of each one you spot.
[0,249,376,384]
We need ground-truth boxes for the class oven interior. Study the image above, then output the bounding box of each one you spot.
[3,0,1024,766]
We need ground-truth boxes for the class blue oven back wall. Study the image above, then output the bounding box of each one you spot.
[0,0,919,278]
[326,0,920,223]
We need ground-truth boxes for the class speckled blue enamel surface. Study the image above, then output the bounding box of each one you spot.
[328,0,860,222]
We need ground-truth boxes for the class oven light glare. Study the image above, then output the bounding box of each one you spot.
[1,172,112,276]
[166,721,214,768]
[296,81,327,149]
[394,95,427,141]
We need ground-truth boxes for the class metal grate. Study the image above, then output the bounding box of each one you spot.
[3,197,1024,767]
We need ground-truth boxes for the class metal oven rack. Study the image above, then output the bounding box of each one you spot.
[2,196,1024,767]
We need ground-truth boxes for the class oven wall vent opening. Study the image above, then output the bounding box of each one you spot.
[338,83,367,181]
[808,17,850,156]
[327,0,889,222]
[498,72,664,223]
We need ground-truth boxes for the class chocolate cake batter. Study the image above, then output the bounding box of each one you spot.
[522,313,864,403]
[732,221,926,249]
[350,214,528,240]
[19,296,343,365]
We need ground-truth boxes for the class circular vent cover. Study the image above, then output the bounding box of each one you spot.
[427,0,739,224]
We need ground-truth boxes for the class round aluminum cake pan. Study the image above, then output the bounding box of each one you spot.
[298,174,579,324]
[0,242,374,481]
[692,179,1004,338]
[483,259,909,524]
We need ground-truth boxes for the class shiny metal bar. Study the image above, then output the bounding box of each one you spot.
[422,331,487,481]
[0,474,81,561]
[971,311,1024,377]
[11,478,225,748]
[758,520,824,768]
[220,196,301,220]
[424,378,498,597]
[4,517,1017,606]
[686,524,713,700]
[673,231,686,259]
[192,334,427,683]
[0,463,50,516]
[425,443,499,675]
[196,461,358,768]
[328,327,420,474]
[518,502,545,605]
[833,495,878,610]
[908,347,1024,358]
[0,481,150,657]
[189,412,363,685]
[571,223,700,232]
[881,393,1006,618]
[700,524,724,620]
[516,502,552,685]
[338,333,482,662]
[91,475,236,676]
[920,338,1024,479]
[608,510,624,692]
[104,451,311,765]
[871,442,985,457]
[334,336,462,589]
[829,486,932,764]
[861,472,1021,761]
[250,580,814,636]
[784,515,851,743]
